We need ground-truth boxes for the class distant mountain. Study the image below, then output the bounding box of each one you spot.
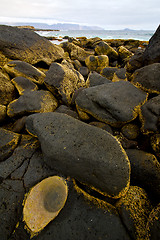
[1,22,104,30]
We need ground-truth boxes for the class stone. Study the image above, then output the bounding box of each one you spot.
[0,70,15,105]
[140,95,160,133]
[121,123,140,140]
[55,105,79,119]
[146,203,160,240]
[75,81,148,127]
[26,112,130,199]
[7,90,58,118]
[150,134,160,158]
[10,180,131,240]
[79,66,89,77]
[126,149,160,198]
[89,121,113,135]
[0,25,64,65]
[0,105,6,123]
[101,67,119,80]
[94,41,118,61]
[142,24,160,65]
[126,49,144,73]
[112,68,127,82]
[131,63,160,94]
[86,71,111,87]
[116,134,138,149]
[23,176,68,236]
[0,179,25,240]
[118,46,133,61]
[11,77,38,95]
[85,55,109,73]
[12,116,27,133]
[3,60,46,85]
[0,128,20,162]
[116,186,151,240]
[44,62,86,105]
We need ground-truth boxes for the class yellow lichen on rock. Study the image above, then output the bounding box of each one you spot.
[23,176,68,237]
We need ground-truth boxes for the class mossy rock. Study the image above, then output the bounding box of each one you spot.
[146,203,160,240]
[112,68,127,82]
[0,105,6,123]
[121,123,140,140]
[118,46,133,60]
[11,77,38,95]
[101,67,118,80]
[85,55,109,73]
[95,41,118,61]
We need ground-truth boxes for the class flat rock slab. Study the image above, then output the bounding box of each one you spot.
[3,60,45,85]
[0,25,64,65]
[132,63,160,94]
[7,90,58,118]
[76,81,148,126]
[26,112,130,199]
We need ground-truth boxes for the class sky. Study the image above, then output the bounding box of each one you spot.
[0,0,159,30]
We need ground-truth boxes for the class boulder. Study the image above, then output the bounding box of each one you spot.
[75,81,148,127]
[94,41,118,61]
[86,71,111,87]
[0,128,20,162]
[85,55,109,73]
[142,24,160,65]
[101,67,119,80]
[7,90,58,118]
[0,105,6,123]
[55,105,79,119]
[0,70,15,105]
[116,186,151,240]
[79,66,89,77]
[3,60,45,85]
[117,46,133,61]
[121,123,140,140]
[126,149,160,198]
[112,68,127,82]
[140,94,160,133]
[0,25,64,65]
[131,63,160,94]
[26,112,131,199]
[146,203,160,240]
[44,62,86,105]
[11,77,38,95]
[126,49,144,73]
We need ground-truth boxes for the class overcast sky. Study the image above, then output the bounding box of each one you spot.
[0,0,159,30]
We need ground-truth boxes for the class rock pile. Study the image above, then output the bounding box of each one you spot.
[0,24,160,240]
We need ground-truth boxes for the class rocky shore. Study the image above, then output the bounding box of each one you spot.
[0,24,160,240]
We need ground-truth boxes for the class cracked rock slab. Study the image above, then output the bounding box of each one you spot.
[26,112,131,199]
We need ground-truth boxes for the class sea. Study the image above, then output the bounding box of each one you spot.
[36,29,155,45]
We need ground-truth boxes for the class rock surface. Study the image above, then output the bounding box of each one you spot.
[0,70,15,105]
[85,55,109,73]
[11,76,38,95]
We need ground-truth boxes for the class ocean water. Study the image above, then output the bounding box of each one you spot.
[37,29,154,44]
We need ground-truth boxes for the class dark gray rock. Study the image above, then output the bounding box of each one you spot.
[112,68,127,82]
[55,105,79,119]
[7,90,58,118]
[146,203,160,240]
[89,121,113,135]
[140,95,160,133]
[86,71,111,87]
[126,49,144,73]
[121,124,140,140]
[0,70,15,105]
[0,179,25,240]
[75,81,147,127]
[11,77,38,95]
[101,67,119,80]
[79,66,89,77]
[26,112,131,199]
[0,25,64,66]
[126,149,160,198]
[0,128,20,162]
[44,62,86,105]
[132,63,160,94]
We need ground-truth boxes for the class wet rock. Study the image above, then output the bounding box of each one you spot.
[131,63,160,94]
[126,149,160,198]
[26,112,130,199]
[116,186,151,240]
[112,68,127,82]
[0,179,25,240]
[44,62,86,105]
[101,67,118,80]
[11,77,38,95]
[140,95,160,133]
[0,128,20,162]
[150,134,160,158]
[0,135,39,179]
[146,203,160,240]
[75,81,147,127]
[121,123,140,140]
[86,71,111,87]
[85,55,109,73]
[95,41,118,61]
[142,24,160,65]
[89,121,113,134]
[118,46,133,61]
[0,104,6,123]
[0,25,64,65]
[3,60,46,85]
[7,90,58,118]
[0,70,15,105]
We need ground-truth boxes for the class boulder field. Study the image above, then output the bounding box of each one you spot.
[0,24,160,240]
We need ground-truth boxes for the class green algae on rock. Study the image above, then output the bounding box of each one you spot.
[85,55,109,73]
[23,176,68,236]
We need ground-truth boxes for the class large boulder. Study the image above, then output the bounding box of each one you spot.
[131,63,160,94]
[75,81,148,126]
[94,41,118,61]
[86,71,111,87]
[0,70,15,105]
[44,62,86,105]
[26,112,131,199]
[0,25,64,66]
[7,90,58,118]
